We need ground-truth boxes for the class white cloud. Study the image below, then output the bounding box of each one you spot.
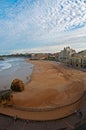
[11,44,69,54]
[12,42,85,54]
[0,0,86,53]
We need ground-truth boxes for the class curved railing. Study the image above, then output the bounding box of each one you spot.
[10,92,85,112]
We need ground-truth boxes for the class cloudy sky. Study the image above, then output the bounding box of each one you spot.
[0,0,86,54]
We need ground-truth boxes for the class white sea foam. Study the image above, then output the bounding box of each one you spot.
[0,63,12,71]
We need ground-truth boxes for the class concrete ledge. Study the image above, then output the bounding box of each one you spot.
[0,93,85,121]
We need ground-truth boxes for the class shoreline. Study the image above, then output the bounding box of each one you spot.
[0,60,86,120]
[0,58,33,90]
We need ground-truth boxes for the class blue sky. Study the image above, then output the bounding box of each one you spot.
[0,0,86,54]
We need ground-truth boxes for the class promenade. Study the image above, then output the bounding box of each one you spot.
[0,94,86,130]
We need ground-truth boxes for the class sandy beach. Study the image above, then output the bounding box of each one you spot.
[13,60,86,108]
[0,60,86,120]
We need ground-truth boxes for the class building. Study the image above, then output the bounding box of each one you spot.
[46,53,59,61]
[30,53,49,60]
[58,47,76,63]
[69,50,86,68]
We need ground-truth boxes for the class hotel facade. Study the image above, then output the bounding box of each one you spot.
[58,47,86,68]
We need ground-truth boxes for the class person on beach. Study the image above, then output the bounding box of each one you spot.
[26,76,28,80]
[74,109,83,118]
[13,115,18,123]
[78,110,83,118]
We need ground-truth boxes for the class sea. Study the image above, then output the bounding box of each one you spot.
[0,58,33,90]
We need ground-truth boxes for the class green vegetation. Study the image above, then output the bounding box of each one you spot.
[45,56,56,61]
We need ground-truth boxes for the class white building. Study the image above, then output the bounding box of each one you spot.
[69,50,86,68]
[58,47,76,63]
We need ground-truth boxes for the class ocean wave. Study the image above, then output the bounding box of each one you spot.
[0,63,12,71]
[5,58,23,63]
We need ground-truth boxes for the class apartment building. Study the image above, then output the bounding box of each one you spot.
[69,50,86,68]
[58,47,76,63]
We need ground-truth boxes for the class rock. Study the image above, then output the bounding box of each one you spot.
[11,79,24,92]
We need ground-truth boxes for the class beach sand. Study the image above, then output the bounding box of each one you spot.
[13,60,86,107]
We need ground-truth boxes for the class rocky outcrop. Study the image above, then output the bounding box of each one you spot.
[0,90,13,106]
[11,79,24,92]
